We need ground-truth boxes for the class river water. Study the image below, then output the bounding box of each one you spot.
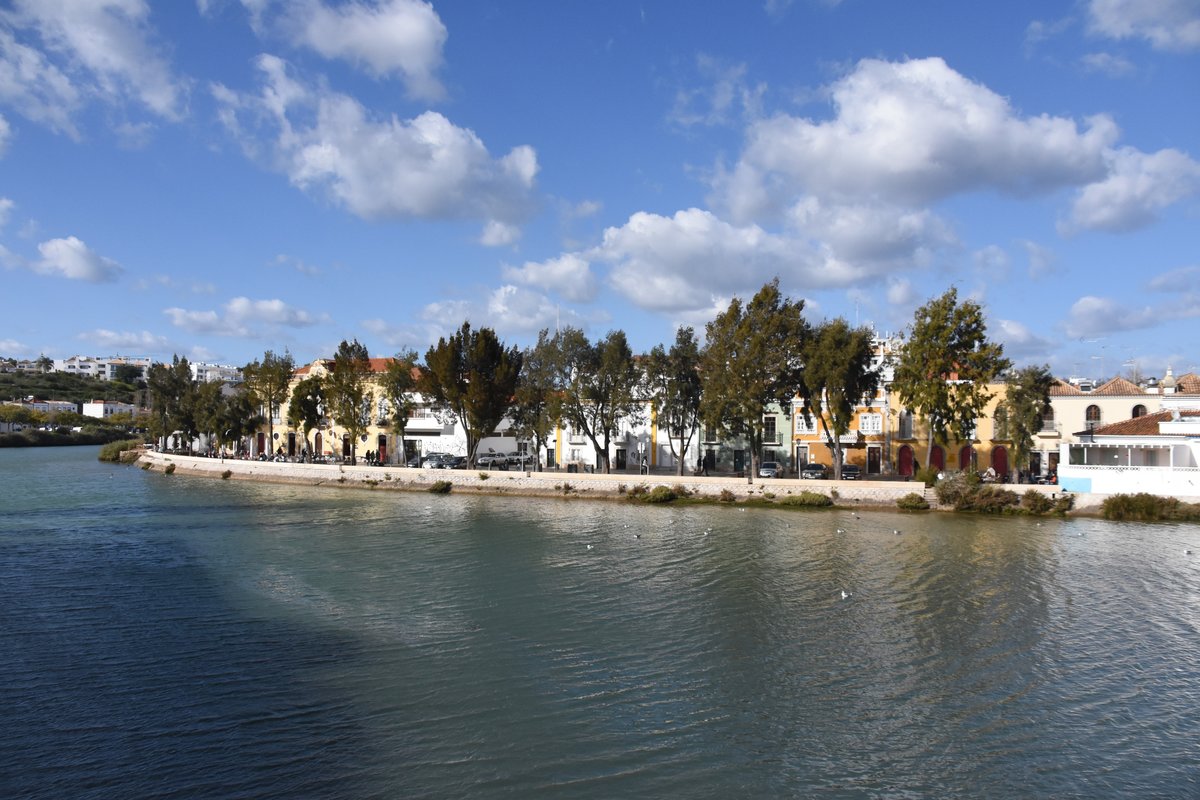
[2,447,1198,798]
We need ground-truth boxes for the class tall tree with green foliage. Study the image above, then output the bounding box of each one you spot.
[643,326,703,476]
[325,340,373,464]
[242,350,295,450]
[287,374,326,458]
[999,364,1055,482]
[378,349,421,466]
[146,356,194,451]
[799,319,880,480]
[893,288,1011,465]
[422,323,522,465]
[509,330,563,472]
[217,388,264,456]
[700,279,808,483]
[553,327,643,474]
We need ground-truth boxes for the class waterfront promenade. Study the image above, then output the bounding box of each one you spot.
[138,450,1098,511]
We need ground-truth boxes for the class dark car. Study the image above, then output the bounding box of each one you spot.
[758,460,783,478]
[800,462,828,480]
[839,464,861,480]
[442,456,467,469]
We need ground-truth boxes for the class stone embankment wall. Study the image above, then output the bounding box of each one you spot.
[138,451,1096,511]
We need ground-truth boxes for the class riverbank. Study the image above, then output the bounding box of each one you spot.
[137,450,1102,513]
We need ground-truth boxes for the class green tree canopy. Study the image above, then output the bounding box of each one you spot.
[242,350,295,447]
[553,327,643,474]
[146,356,194,451]
[799,319,880,479]
[378,349,421,464]
[892,287,1011,464]
[509,329,563,472]
[422,323,522,465]
[326,340,373,464]
[700,279,808,483]
[287,374,325,457]
[1000,364,1055,481]
[643,326,703,476]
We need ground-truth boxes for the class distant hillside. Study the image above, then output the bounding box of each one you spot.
[0,371,139,406]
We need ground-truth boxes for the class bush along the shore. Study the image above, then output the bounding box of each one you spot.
[428,480,452,494]
[780,491,833,508]
[1102,493,1200,522]
[98,439,144,463]
[897,492,930,511]
[164,463,176,475]
[933,472,1072,515]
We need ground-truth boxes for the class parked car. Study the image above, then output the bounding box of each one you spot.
[839,464,861,480]
[476,451,506,469]
[507,451,536,469]
[758,460,783,478]
[421,452,451,468]
[442,456,467,469]
[800,462,828,480]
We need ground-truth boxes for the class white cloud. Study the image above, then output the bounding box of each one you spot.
[0,113,9,154]
[213,55,538,227]
[1087,0,1200,51]
[716,57,1117,220]
[1080,52,1136,77]
[0,28,82,137]
[1064,147,1200,233]
[1020,240,1057,278]
[0,337,28,354]
[593,207,912,314]
[1146,265,1200,292]
[4,0,186,121]
[479,220,520,247]
[1064,295,1158,338]
[996,319,1054,360]
[165,296,325,337]
[972,245,1010,280]
[0,196,13,227]
[289,0,447,100]
[82,328,171,351]
[502,254,597,303]
[669,54,765,128]
[34,236,123,282]
[785,196,957,265]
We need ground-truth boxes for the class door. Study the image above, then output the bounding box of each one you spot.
[733,450,745,473]
[930,445,945,472]
[867,445,881,475]
[287,432,296,457]
[959,445,974,472]
[616,449,627,470]
[377,435,387,464]
[342,434,351,459]
[898,445,914,477]
[992,446,1009,481]
[256,432,265,456]
[315,432,323,456]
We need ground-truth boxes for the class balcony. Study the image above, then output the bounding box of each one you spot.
[1037,421,1061,438]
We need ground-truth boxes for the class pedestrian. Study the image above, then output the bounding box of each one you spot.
[640,454,648,474]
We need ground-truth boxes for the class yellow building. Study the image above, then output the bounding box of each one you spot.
[886,382,1013,479]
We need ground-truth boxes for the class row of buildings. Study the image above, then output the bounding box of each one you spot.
[232,355,1200,489]
[3,354,243,385]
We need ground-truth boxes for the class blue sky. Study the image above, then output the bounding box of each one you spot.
[1,0,1197,381]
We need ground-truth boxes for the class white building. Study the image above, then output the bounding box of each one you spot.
[54,355,151,382]
[191,362,243,383]
[82,400,138,419]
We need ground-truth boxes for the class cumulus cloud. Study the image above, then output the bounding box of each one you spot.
[213,55,538,228]
[502,254,597,303]
[995,319,1054,360]
[288,0,447,100]
[1064,295,1159,338]
[34,236,123,282]
[1087,0,1200,51]
[479,220,520,247]
[785,197,957,265]
[1063,147,1200,233]
[165,296,325,337]
[2,0,186,125]
[82,328,171,351]
[715,57,1117,220]
[1146,265,1200,292]
[0,28,82,137]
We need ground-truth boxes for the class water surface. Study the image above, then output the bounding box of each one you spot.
[2,447,1198,798]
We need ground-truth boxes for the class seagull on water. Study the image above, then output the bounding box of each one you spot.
[840,590,850,600]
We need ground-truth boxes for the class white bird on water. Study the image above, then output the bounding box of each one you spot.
[840,590,850,600]
[586,544,593,550]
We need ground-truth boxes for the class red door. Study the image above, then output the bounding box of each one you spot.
[930,446,945,471]
[992,446,1009,480]
[898,445,914,477]
[377,435,387,464]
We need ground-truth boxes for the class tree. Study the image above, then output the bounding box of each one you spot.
[112,364,143,385]
[554,328,643,474]
[146,356,194,451]
[191,379,227,454]
[1000,364,1055,482]
[799,319,880,480]
[287,374,325,459]
[892,288,1011,466]
[700,279,808,483]
[422,322,522,465]
[325,340,373,464]
[217,388,264,457]
[242,350,295,449]
[508,330,561,471]
[643,326,703,476]
[378,350,421,466]
[35,355,53,373]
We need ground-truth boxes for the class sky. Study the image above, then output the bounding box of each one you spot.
[0,0,1197,381]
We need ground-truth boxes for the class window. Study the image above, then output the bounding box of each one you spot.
[898,410,914,439]
[703,425,719,443]
[763,416,777,443]
[858,413,882,435]
[1040,407,1055,433]
[1132,404,1147,418]
[1085,405,1101,430]
[993,407,1009,439]
[794,412,818,434]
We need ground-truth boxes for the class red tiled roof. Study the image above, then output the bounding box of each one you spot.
[1089,376,1145,396]
[1175,373,1200,394]
[1085,409,1200,437]
[1050,379,1085,396]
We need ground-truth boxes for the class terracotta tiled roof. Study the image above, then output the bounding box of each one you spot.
[1049,379,1085,396]
[1089,376,1145,396]
[1085,409,1200,437]
[1176,373,1200,394]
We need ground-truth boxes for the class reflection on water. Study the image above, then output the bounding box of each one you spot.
[2,447,1199,798]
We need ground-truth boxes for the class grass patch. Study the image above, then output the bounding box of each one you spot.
[98,439,144,463]
[644,485,677,503]
[478,472,490,480]
[780,491,832,508]
[719,488,736,503]
[428,480,453,494]
[897,492,930,511]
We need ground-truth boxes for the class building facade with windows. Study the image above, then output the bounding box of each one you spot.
[54,355,151,381]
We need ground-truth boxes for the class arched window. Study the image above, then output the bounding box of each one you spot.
[1086,405,1101,430]
[993,406,1009,439]
[1040,406,1055,433]
[930,445,945,471]
[1132,404,1147,418]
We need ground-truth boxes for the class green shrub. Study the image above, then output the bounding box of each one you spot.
[561,482,574,494]
[671,483,692,498]
[617,483,627,494]
[762,491,776,500]
[719,488,736,503]
[1101,493,1200,521]
[1021,490,1052,514]
[914,466,940,487]
[221,469,233,480]
[964,485,1020,513]
[428,480,452,494]
[934,471,980,506]
[478,472,490,480]
[628,483,649,497]
[98,438,143,462]
[1054,494,1075,514]
[164,463,176,475]
[897,492,930,510]
[645,485,677,503]
[780,491,832,507]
